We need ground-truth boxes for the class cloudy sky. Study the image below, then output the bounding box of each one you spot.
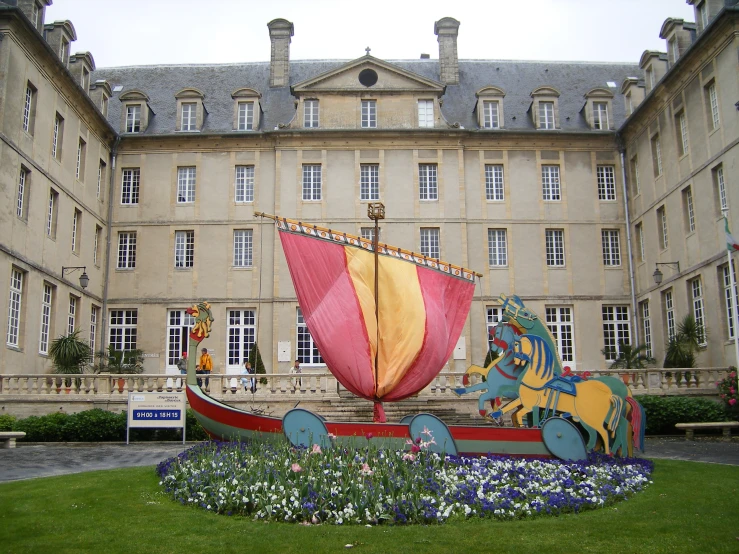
[45,0,696,68]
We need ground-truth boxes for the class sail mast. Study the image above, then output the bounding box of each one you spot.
[368,203,386,405]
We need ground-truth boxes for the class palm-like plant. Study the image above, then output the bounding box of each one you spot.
[602,340,655,369]
[48,330,92,375]
[664,314,705,369]
[94,345,145,374]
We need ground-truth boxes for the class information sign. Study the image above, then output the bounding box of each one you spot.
[127,392,186,444]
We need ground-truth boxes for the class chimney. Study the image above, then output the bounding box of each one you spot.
[267,18,294,88]
[420,53,430,59]
[43,20,77,67]
[17,0,52,33]
[434,17,460,85]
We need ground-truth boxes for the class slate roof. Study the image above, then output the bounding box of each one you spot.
[93,58,640,135]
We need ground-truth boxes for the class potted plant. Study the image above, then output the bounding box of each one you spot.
[94,345,145,392]
[601,340,655,385]
[48,330,92,393]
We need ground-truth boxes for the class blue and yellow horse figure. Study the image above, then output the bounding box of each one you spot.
[453,322,523,420]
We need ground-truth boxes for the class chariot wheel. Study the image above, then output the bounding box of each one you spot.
[408,413,458,456]
[541,416,587,461]
[282,408,330,449]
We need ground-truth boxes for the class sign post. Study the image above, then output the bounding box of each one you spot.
[127,392,186,444]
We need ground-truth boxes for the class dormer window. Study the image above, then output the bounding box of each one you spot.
[126,105,141,133]
[175,88,206,132]
[646,67,655,91]
[593,103,609,129]
[81,67,89,92]
[582,88,614,130]
[231,88,262,131]
[101,94,109,117]
[531,87,560,130]
[697,1,708,31]
[304,99,319,128]
[60,38,69,65]
[119,90,152,134]
[668,38,679,64]
[475,86,505,129]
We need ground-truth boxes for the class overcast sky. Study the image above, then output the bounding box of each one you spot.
[45,0,696,69]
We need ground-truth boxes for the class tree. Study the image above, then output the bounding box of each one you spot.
[664,314,705,369]
[49,330,92,375]
[602,341,655,369]
[248,343,268,385]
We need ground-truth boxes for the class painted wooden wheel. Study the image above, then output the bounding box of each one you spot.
[282,408,330,449]
[541,416,587,461]
[408,413,458,456]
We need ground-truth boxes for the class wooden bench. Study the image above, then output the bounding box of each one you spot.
[0,431,26,448]
[675,422,739,440]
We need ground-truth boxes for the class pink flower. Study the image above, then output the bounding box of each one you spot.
[311,444,322,455]
[291,463,302,472]
[730,371,737,378]
[402,453,416,461]
[421,426,433,437]
[730,388,736,395]
[411,444,421,453]
[327,433,336,440]
[365,432,373,440]
[415,437,422,444]
[360,463,374,475]
[729,398,737,406]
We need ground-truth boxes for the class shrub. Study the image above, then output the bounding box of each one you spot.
[638,395,731,435]
[13,412,71,441]
[0,414,16,432]
[62,409,127,442]
[716,367,738,420]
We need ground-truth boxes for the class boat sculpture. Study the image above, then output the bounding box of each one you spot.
[185,214,644,461]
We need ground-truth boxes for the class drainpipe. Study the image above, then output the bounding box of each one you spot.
[619,149,639,345]
[100,137,120,350]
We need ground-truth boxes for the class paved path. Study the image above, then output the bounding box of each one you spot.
[0,437,737,483]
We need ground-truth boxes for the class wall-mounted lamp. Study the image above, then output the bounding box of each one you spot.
[653,262,680,285]
[62,266,89,289]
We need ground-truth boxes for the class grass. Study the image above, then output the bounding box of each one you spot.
[0,459,737,554]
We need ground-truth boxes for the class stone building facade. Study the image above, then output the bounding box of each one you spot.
[0,0,736,379]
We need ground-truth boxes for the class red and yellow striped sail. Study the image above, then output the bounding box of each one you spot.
[275,217,477,402]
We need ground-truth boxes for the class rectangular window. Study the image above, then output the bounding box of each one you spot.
[233,229,253,268]
[23,82,36,134]
[304,100,319,128]
[81,67,90,91]
[669,38,679,64]
[546,306,575,363]
[487,229,508,267]
[677,111,689,157]
[714,165,727,211]
[691,278,706,345]
[177,167,196,203]
[597,165,616,201]
[486,307,502,353]
[167,309,195,367]
[7,268,24,347]
[602,305,630,361]
[71,209,81,253]
[636,222,645,263]
[538,101,555,129]
[651,135,662,177]
[482,101,499,129]
[485,165,504,201]
[52,113,63,160]
[360,227,380,242]
[542,165,561,201]
[90,305,99,357]
[174,230,194,269]
[235,166,255,203]
[707,82,720,130]
[664,289,675,339]
[76,138,86,181]
[97,160,106,200]
[361,100,377,128]
[420,228,440,259]
[227,309,256,368]
[545,229,565,267]
[646,67,655,91]
[60,38,69,65]
[302,165,322,201]
[593,102,609,130]
[121,169,140,205]
[601,229,621,266]
[125,105,141,133]
[419,164,438,201]
[360,164,379,201]
[39,283,53,355]
[418,100,434,127]
[297,307,323,364]
[32,2,39,27]
[68,295,78,335]
[17,167,29,220]
[683,186,695,233]
[46,188,58,238]
[631,155,640,195]
[238,102,254,131]
[94,225,102,266]
[109,309,137,351]
[181,102,197,131]
[723,263,739,340]
[658,206,668,249]
[641,301,652,358]
[117,232,136,269]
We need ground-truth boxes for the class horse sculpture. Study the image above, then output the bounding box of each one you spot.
[494,334,623,456]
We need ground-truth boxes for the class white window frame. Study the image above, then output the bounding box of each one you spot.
[227,309,256,369]
[631,155,640,195]
[664,289,675,340]
[302,165,322,201]
[23,83,35,133]
[542,165,561,201]
[125,105,141,133]
[304,99,319,128]
[235,166,255,203]
[487,229,508,267]
[418,100,434,128]
[678,111,689,156]
[601,229,621,267]
[360,164,379,201]
[485,165,504,201]
[17,167,28,219]
[420,228,440,260]
[691,278,706,345]
[177,167,196,203]
[723,263,739,340]
[97,160,105,200]
[360,227,380,242]
[708,82,720,130]
[181,102,197,131]
[593,102,609,130]
[361,100,377,128]
[52,113,62,160]
[658,207,669,249]
[46,188,57,238]
[233,230,253,268]
[167,309,195,367]
[174,230,194,269]
[39,283,52,355]
[109,309,137,351]
[602,305,631,361]
[419,164,438,201]
[546,306,575,364]
[68,295,78,335]
[117,232,136,269]
[237,102,254,131]
[7,269,23,347]
[597,165,616,201]
[94,225,102,266]
[545,229,565,267]
[296,307,323,365]
[89,305,99,358]
[715,166,727,211]
[486,307,502,352]
[538,101,555,129]
[684,186,695,233]
[121,169,140,205]
[71,209,80,253]
[76,138,85,181]
[641,301,652,358]
[482,101,500,129]
[637,222,645,263]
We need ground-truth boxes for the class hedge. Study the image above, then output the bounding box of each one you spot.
[638,396,734,435]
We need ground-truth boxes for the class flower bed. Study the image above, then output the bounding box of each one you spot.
[157,437,653,525]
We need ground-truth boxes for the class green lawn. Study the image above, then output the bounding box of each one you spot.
[0,459,737,554]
